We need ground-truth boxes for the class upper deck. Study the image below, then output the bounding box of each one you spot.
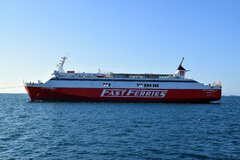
[110,73,174,79]
[52,56,191,81]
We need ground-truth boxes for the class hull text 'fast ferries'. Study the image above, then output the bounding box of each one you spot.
[25,57,222,102]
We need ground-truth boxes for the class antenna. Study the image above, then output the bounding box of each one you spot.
[179,57,184,67]
[66,52,70,57]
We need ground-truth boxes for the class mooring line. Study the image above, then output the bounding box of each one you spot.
[0,86,24,90]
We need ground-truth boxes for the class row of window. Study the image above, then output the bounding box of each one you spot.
[137,84,159,88]
[102,83,159,88]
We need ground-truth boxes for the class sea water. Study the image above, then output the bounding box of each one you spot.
[0,94,239,159]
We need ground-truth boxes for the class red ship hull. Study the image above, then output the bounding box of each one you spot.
[25,86,221,103]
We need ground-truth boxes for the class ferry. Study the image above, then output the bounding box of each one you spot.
[25,57,222,102]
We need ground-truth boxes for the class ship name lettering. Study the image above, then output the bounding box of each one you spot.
[101,89,127,97]
[127,90,167,98]
[101,89,168,98]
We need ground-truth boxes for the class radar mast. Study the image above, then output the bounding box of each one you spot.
[57,56,67,73]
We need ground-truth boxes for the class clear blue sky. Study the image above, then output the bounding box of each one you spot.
[0,0,239,95]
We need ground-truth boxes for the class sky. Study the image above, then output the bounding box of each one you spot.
[0,0,239,95]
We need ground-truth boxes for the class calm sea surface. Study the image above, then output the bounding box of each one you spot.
[0,94,239,160]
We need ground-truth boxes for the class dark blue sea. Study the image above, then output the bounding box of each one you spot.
[0,94,240,159]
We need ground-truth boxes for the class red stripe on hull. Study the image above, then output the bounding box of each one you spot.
[25,87,221,103]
